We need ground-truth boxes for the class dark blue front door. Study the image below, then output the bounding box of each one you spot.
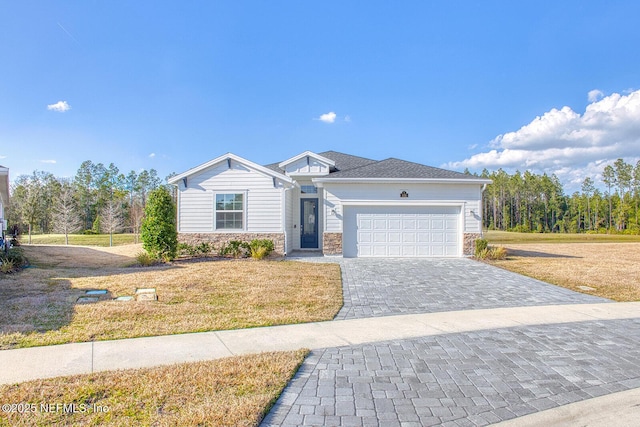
[300,198,318,248]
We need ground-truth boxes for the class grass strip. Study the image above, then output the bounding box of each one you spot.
[0,350,307,427]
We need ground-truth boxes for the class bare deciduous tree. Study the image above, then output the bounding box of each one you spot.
[100,199,125,247]
[52,185,82,245]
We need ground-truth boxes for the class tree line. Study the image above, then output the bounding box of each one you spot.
[476,158,640,234]
[8,157,640,243]
[8,160,171,244]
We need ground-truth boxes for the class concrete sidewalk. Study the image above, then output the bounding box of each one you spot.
[1,302,640,385]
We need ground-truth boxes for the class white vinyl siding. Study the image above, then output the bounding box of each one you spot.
[178,189,213,232]
[177,161,282,233]
[282,157,331,176]
[322,182,484,234]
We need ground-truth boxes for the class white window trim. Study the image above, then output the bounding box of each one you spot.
[213,190,247,232]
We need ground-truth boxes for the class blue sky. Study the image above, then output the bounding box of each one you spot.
[1,1,639,191]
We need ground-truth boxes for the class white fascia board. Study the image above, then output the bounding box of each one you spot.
[313,177,493,185]
[168,152,294,186]
[340,200,466,207]
[278,151,336,169]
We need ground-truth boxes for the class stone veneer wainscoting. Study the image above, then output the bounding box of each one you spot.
[463,233,483,256]
[323,232,343,255]
[178,233,285,255]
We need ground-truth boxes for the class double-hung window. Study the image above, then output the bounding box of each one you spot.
[215,193,244,230]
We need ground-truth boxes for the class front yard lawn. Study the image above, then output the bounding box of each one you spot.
[0,350,306,427]
[0,245,342,349]
[484,242,640,301]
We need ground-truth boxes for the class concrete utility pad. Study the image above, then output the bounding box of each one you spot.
[262,319,640,427]
[333,258,608,320]
[135,288,157,301]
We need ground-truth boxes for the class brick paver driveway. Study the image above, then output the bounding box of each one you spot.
[262,257,626,426]
[263,319,640,426]
[335,258,608,319]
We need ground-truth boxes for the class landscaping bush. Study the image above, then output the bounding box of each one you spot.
[220,240,250,258]
[0,247,26,274]
[195,242,213,256]
[5,247,26,267]
[135,251,157,267]
[0,258,15,273]
[475,244,508,260]
[488,246,507,260]
[141,187,178,261]
[474,238,488,256]
[178,242,196,257]
[249,239,274,260]
[178,242,216,258]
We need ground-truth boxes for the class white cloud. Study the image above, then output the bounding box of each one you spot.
[0,155,6,159]
[149,153,156,158]
[588,89,604,102]
[447,89,640,187]
[344,115,352,123]
[47,101,71,112]
[318,112,337,123]
[40,159,57,164]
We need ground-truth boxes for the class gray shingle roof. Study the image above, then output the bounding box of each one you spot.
[317,151,377,172]
[263,151,377,174]
[325,158,483,179]
[264,151,484,180]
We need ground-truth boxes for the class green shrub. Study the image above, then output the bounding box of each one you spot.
[475,248,489,260]
[248,239,274,260]
[474,238,488,256]
[141,187,178,261]
[195,242,213,256]
[135,251,157,267]
[220,240,250,258]
[178,242,195,257]
[4,247,26,268]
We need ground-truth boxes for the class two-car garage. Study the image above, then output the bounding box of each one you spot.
[342,205,461,258]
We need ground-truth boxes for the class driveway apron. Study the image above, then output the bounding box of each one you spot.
[262,319,640,426]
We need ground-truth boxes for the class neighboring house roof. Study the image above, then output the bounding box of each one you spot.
[0,165,9,209]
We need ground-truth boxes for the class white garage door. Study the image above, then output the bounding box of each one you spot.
[343,206,461,257]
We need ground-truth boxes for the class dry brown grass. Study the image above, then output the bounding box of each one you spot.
[0,349,307,427]
[0,245,342,349]
[486,242,640,301]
